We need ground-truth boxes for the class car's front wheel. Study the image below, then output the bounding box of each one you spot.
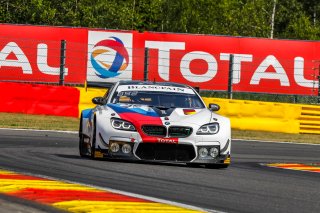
[79,134,87,157]
[90,118,97,159]
[79,117,87,157]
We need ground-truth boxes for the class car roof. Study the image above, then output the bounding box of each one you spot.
[118,80,190,88]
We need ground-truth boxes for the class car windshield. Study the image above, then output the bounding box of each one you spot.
[111,90,205,109]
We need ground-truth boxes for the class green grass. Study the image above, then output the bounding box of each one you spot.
[0,112,319,144]
[0,113,79,131]
[232,130,320,144]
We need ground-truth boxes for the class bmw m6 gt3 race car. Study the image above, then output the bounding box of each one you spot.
[79,81,231,168]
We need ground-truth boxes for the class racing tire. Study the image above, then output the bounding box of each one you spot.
[79,117,87,157]
[90,118,97,159]
[79,134,87,157]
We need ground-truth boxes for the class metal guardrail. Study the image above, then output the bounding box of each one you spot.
[203,97,320,135]
[299,106,320,134]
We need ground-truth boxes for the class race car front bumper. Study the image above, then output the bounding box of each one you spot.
[96,133,230,165]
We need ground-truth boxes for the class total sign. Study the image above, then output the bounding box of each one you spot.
[141,32,319,95]
[87,31,133,82]
[0,41,69,73]
[0,24,319,96]
[0,24,87,83]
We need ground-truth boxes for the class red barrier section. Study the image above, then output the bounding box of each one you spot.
[0,82,79,117]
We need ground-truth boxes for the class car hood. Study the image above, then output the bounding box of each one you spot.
[107,103,213,126]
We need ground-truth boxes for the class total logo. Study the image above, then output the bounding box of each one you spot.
[87,31,132,82]
[157,138,177,144]
[91,37,129,78]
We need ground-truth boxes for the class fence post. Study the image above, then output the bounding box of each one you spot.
[228,54,234,99]
[59,40,66,86]
[144,48,149,81]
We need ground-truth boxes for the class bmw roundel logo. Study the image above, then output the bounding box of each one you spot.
[165,122,170,125]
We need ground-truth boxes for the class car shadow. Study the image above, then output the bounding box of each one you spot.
[54,154,208,169]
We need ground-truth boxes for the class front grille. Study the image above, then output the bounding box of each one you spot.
[169,126,192,137]
[135,143,196,162]
[142,125,166,136]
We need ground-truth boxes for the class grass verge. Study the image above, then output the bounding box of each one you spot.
[232,130,320,144]
[0,112,319,144]
[0,112,79,131]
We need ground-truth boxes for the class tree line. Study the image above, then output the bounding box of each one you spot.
[1,0,320,40]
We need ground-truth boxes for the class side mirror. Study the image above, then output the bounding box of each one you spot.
[208,103,220,111]
[92,97,105,105]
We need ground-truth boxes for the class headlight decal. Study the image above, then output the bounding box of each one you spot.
[110,118,136,131]
[196,122,219,135]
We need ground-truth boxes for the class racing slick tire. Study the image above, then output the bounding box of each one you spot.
[79,135,87,157]
[79,117,87,157]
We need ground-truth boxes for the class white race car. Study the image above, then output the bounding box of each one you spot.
[79,81,231,168]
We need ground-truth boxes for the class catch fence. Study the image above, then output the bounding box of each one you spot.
[0,28,319,105]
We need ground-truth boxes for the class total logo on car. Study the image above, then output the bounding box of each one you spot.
[79,80,231,168]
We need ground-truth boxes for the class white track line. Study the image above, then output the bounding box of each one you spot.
[233,138,320,146]
[0,127,77,134]
[1,128,318,146]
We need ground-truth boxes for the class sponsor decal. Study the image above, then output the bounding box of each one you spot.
[0,42,67,76]
[0,24,87,83]
[91,37,129,78]
[1,24,319,95]
[87,31,133,82]
[116,85,195,94]
[157,138,178,144]
[144,35,319,95]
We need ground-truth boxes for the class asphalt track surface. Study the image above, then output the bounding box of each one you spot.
[0,129,319,213]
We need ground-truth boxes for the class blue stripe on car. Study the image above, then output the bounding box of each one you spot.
[82,109,93,119]
[107,104,159,117]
